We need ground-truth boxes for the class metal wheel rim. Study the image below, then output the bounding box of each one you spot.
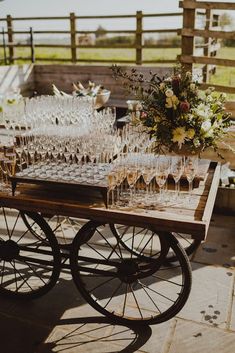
[70,221,192,324]
[0,208,61,299]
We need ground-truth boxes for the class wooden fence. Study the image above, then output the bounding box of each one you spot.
[0,11,182,65]
[179,0,235,93]
[0,1,235,94]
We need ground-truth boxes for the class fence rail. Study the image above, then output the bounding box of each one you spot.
[179,0,235,94]
[0,1,235,95]
[0,11,182,66]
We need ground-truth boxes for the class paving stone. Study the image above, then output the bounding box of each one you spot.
[168,318,235,353]
[1,213,235,352]
[0,312,50,353]
[35,322,151,353]
[229,291,235,331]
[177,263,234,329]
[193,215,235,267]
[2,277,85,327]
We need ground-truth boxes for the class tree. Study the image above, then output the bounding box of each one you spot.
[219,12,234,30]
[95,25,107,39]
[219,13,235,47]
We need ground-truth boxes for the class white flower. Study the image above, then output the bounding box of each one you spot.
[201,120,212,132]
[205,88,213,95]
[159,82,165,90]
[197,91,206,100]
[165,89,174,98]
[193,103,213,119]
[172,127,187,147]
[220,93,227,100]
[201,120,214,138]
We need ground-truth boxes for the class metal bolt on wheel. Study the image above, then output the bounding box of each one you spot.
[70,221,192,325]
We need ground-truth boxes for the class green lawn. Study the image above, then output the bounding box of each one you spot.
[0,46,234,97]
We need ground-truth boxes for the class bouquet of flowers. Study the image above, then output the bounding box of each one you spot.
[112,65,233,155]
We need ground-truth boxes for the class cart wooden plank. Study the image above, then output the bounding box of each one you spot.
[0,162,220,241]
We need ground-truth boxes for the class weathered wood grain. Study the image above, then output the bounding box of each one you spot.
[0,163,220,240]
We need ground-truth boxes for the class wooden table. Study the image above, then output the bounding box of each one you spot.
[0,161,220,325]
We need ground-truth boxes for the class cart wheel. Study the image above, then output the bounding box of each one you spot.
[21,213,84,246]
[109,223,167,260]
[167,233,201,262]
[70,221,192,325]
[0,208,61,299]
[111,224,201,262]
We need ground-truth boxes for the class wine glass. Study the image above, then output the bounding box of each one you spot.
[107,170,118,208]
[171,156,184,201]
[126,164,138,207]
[142,162,155,204]
[184,156,199,199]
[155,158,170,203]
[0,158,16,193]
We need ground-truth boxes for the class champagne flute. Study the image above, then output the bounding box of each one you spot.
[126,165,138,207]
[171,156,184,201]
[184,156,199,199]
[155,159,169,202]
[107,170,118,208]
[142,163,154,204]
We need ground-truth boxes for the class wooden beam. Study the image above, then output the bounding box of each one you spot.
[180,54,235,67]
[181,0,196,72]
[181,28,235,40]
[136,11,143,65]
[179,1,235,10]
[199,83,235,94]
[70,12,77,64]
[6,14,14,64]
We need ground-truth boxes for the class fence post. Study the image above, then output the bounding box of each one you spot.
[202,9,212,82]
[136,11,143,65]
[2,27,8,65]
[6,14,14,64]
[70,12,77,64]
[29,27,35,63]
[180,0,196,73]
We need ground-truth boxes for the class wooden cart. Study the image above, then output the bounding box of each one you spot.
[0,162,220,325]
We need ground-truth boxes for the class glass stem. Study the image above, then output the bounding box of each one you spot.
[188,180,193,195]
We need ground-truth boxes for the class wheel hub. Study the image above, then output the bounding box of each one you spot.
[117,259,141,283]
[0,239,20,261]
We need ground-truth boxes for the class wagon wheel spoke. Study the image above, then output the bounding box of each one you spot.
[70,222,192,325]
[0,208,61,299]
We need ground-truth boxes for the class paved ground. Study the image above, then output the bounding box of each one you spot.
[0,212,234,353]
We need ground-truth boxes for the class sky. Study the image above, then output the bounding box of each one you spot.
[0,0,234,32]
[0,0,184,33]
[0,0,181,17]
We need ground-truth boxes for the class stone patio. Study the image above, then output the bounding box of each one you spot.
[0,212,234,353]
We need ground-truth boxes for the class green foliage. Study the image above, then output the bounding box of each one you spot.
[112,64,232,154]
[95,25,107,39]
[96,35,135,45]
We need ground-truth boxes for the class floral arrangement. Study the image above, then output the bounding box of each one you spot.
[112,65,233,155]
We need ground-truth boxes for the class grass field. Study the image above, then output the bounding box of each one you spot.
[0,46,234,97]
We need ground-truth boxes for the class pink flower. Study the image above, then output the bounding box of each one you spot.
[141,111,148,119]
[180,101,190,113]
